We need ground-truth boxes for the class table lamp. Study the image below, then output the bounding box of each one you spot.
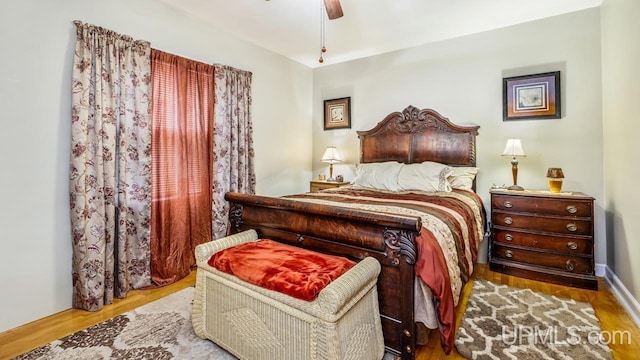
[321,146,342,181]
[502,138,526,190]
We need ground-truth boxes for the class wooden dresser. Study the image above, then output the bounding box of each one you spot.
[489,189,597,290]
[309,181,349,193]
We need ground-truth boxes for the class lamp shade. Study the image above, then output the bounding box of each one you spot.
[321,146,342,164]
[547,168,565,178]
[501,138,526,157]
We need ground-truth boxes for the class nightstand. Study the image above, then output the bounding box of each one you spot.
[309,181,349,193]
[489,189,597,290]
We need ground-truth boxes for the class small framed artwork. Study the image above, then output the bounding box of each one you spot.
[503,71,561,121]
[324,97,351,130]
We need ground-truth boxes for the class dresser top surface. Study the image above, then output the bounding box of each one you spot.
[490,189,593,200]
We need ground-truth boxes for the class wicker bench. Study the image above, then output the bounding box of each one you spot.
[192,229,384,360]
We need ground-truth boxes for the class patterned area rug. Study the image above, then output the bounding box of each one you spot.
[14,287,396,360]
[454,280,612,360]
[13,287,236,360]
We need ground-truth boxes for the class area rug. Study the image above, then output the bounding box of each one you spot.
[13,287,236,360]
[14,287,396,360]
[454,280,612,360]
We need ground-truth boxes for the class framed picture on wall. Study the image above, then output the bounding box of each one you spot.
[324,97,351,130]
[503,71,561,121]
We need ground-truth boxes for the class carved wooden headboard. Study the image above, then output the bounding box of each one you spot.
[357,105,479,166]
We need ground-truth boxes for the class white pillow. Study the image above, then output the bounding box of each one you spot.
[396,161,452,192]
[448,166,479,191]
[351,161,403,191]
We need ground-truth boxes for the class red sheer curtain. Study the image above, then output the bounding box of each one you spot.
[150,49,214,286]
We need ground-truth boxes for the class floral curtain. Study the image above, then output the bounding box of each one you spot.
[212,65,256,238]
[69,21,152,311]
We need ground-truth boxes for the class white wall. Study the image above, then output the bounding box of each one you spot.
[4,0,637,336]
[312,9,605,265]
[0,0,312,333]
[601,0,640,321]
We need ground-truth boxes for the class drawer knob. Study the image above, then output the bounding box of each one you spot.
[505,250,514,258]
[504,234,513,241]
[566,223,578,232]
[567,242,578,250]
[566,205,578,214]
[504,217,513,225]
[566,260,576,272]
[504,201,513,208]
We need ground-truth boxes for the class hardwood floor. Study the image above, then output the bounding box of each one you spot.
[1,264,638,360]
[414,264,640,360]
[0,271,196,360]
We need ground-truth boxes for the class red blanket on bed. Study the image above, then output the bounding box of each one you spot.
[208,239,356,301]
[285,187,485,354]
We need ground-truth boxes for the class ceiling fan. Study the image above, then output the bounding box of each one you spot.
[265,0,343,20]
[318,0,342,63]
[323,0,343,20]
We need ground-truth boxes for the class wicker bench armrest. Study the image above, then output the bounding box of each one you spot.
[194,229,258,263]
[315,257,381,315]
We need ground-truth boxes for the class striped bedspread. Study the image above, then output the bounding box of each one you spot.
[284,186,485,353]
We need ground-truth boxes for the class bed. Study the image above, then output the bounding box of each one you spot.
[224,105,484,359]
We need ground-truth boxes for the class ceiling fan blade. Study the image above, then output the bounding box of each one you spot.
[323,0,343,20]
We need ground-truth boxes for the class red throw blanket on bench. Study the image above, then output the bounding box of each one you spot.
[208,239,356,301]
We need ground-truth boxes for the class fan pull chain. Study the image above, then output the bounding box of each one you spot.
[319,0,326,63]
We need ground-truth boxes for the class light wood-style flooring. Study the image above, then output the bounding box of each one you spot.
[416,264,640,360]
[1,264,638,360]
[0,272,196,360]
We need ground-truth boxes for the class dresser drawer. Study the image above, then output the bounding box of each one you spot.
[310,181,349,192]
[493,229,592,255]
[492,194,592,218]
[492,213,592,235]
[492,244,593,274]
[489,190,597,289]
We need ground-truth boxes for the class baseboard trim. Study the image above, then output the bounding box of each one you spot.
[595,263,607,277]
[603,265,640,329]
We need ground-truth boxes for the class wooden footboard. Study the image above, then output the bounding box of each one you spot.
[225,191,421,359]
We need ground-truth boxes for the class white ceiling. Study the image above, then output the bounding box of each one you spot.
[157,0,602,68]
